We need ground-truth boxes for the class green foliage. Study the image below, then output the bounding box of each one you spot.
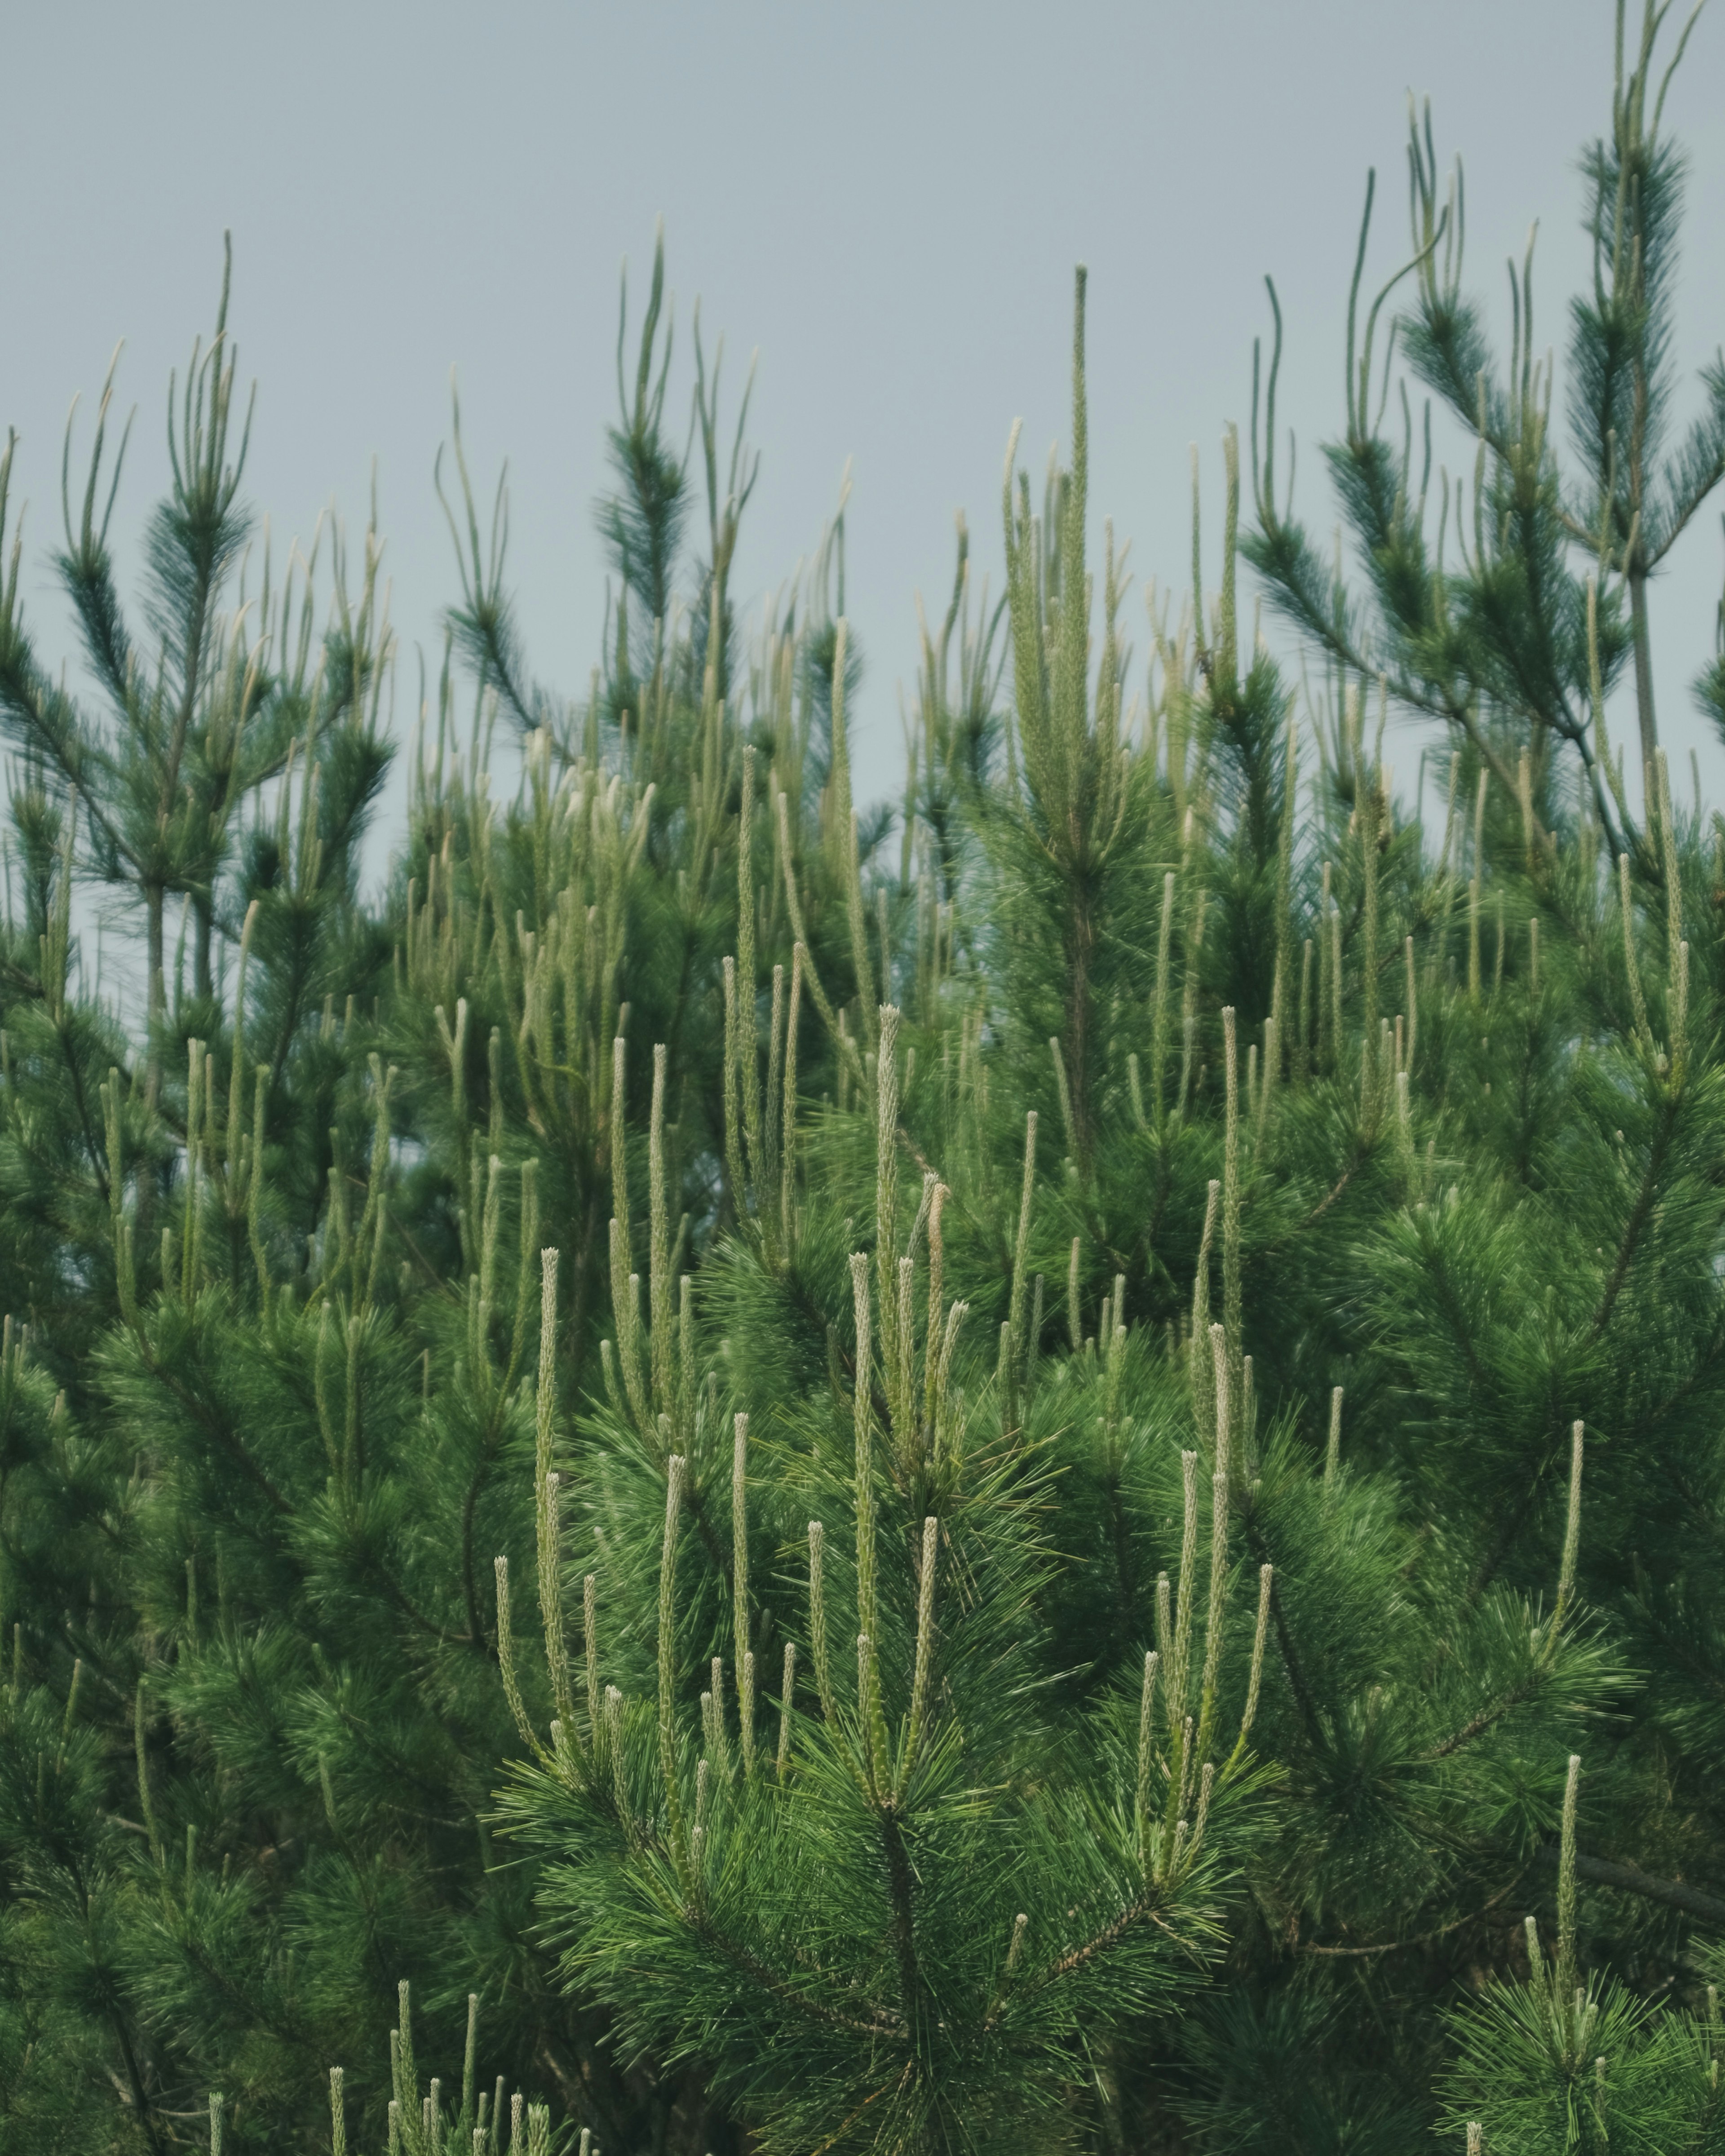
[1245,0,1725,862]
[3,8,1725,2152]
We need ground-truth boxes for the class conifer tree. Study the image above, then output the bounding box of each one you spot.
[3,6,1725,2152]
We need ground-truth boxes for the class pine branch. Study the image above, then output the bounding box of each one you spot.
[1589,1090,1678,1338]
[1533,1842,1725,1927]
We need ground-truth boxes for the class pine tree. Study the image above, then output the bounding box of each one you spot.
[3,5,1725,2152]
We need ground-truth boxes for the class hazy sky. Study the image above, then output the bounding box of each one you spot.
[6,0,1724,835]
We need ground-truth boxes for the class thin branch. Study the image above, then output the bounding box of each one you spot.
[1535,1843,1725,1928]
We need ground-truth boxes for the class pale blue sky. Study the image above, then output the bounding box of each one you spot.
[6,0,1723,830]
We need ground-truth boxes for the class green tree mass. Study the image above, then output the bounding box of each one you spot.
[4,6,1725,2151]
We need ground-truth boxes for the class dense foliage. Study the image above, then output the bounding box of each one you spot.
[4,7,1725,2150]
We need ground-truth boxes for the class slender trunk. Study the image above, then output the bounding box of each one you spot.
[109,2005,165,2156]
[1629,563,1659,779]
[1066,881,1095,1173]
[194,897,214,1002]
[145,882,166,1107]
[146,885,165,1018]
